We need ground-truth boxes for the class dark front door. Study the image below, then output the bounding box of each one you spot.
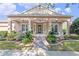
[37,24,43,34]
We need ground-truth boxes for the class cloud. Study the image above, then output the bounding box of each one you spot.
[54,8,62,13]
[18,3,37,9]
[11,11,20,14]
[0,3,17,15]
[65,8,71,13]
[61,12,65,15]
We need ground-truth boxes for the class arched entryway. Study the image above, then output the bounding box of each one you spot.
[36,23,43,34]
[31,21,49,35]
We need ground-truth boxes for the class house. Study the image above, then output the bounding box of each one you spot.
[0,20,15,31]
[0,4,72,36]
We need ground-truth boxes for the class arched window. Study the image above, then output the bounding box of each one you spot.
[51,23,58,35]
[54,25,58,34]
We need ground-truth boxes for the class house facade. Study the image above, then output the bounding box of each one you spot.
[0,5,72,36]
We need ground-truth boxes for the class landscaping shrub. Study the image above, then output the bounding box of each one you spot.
[64,35,69,40]
[47,34,56,43]
[7,31,17,41]
[0,38,6,41]
[25,31,32,40]
[21,31,32,44]
[22,37,30,44]
[0,31,7,38]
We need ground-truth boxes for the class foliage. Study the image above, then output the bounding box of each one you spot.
[22,37,31,44]
[0,38,6,41]
[0,41,21,50]
[63,29,66,35]
[47,33,56,43]
[7,31,17,41]
[70,17,79,35]
[7,31,17,38]
[49,31,54,35]
[0,31,7,38]
[21,31,32,44]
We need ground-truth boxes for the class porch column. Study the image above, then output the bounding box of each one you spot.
[8,18,12,33]
[48,18,52,32]
[58,23,63,36]
[28,20,31,31]
[66,19,71,35]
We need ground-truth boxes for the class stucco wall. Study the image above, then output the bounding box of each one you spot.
[0,22,15,31]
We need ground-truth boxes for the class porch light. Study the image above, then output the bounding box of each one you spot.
[56,19,58,22]
[56,19,58,21]
[67,19,70,22]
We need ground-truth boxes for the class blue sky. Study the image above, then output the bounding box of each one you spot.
[0,3,79,22]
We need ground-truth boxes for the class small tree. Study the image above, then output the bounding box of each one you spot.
[70,17,79,35]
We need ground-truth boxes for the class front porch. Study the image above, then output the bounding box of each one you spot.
[8,17,70,37]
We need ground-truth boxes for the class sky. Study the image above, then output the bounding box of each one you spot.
[0,3,79,22]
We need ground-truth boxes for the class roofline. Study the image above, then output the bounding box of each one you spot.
[0,22,8,23]
[20,4,65,16]
[8,15,72,18]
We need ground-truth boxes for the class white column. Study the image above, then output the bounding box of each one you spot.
[66,19,70,35]
[8,18,12,33]
[15,21,19,32]
[33,23,36,34]
[48,18,52,32]
[28,20,31,31]
[58,23,63,36]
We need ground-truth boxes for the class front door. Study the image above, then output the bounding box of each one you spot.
[36,24,43,34]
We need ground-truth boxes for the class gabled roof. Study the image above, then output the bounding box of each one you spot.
[8,4,72,18]
[21,5,62,15]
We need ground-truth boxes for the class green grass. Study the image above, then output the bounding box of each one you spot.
[0,41,21,50]
[49,40,79,51]
[61,41,79,51]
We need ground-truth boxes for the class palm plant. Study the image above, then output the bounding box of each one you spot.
[21,31,32,44]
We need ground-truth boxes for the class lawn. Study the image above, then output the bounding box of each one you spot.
[0,41,21,50]
[49,40,79,51]
[61,40,79,51]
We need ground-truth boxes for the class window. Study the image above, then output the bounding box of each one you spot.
[54,25,58,34]
[22,24,25,32]
[22,24,28,32]
[51,23,58,35]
